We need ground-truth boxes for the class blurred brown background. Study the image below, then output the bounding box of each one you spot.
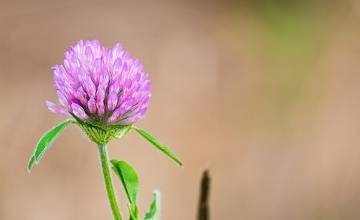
[1,0,360,219]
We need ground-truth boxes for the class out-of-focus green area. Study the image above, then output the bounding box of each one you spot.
[228,0,350,125]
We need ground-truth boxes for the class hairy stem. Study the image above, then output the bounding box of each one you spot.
[98,144,122,220]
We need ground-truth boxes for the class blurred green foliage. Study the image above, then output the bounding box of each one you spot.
[229,0,349,124]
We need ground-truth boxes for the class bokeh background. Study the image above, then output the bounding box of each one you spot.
[1,0,360,219]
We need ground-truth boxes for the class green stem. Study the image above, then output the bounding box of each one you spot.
[98,144,122,220]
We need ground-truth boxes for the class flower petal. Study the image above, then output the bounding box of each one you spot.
[46,101,69,116]
[71,103,88,120]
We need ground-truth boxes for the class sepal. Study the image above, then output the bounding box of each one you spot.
[71,113,131,145]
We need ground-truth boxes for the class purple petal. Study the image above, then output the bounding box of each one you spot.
[107,92,118,112]
[107,107,124,124]
[88,96,97,114]
[46,101,69,116]
[96,88,106,116]
[75,87,88,106]
[71,103,88,120]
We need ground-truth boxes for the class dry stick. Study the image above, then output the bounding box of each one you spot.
[197,170,211,220]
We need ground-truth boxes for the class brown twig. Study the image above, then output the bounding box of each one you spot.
[197,170,210,220]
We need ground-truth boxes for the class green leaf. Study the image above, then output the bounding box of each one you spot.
[144,190,161,220]
[27,119,73,171]
[111,160,139,204]
[133,127,183,166]
[129,203,140,220]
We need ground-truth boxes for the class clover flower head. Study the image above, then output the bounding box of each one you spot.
[29,39,182,220]
[47,40,151,126]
